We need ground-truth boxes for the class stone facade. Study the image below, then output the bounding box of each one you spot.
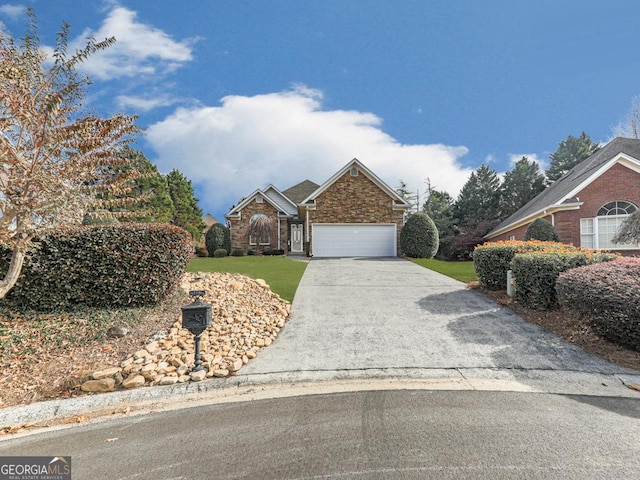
[489,163,640,255]
[306,169,405,254]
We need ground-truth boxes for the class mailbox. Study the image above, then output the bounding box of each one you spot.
[181,291,212,333]
[181,290,212,372]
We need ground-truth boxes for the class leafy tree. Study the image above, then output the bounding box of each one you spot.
[611,95,640,139]
[205,223,230,255]
[423,186,456,259]
[166,169,204,240]
[612,210,640,245]
[523,218,560,242]
[499,157,546,219]
[0,9,139,298]
[400,212,439,258]
[248,214,275,254]
[454,165,501,231]
[546,132,598,182]
[452,220,499,260]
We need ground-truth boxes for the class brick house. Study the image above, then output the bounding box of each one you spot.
[225,158,411,257]
[486,137,640,255]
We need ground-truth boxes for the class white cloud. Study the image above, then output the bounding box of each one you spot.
[0,4,25,20]
[146,86,473,215]
[508,153,548,172]
[67,5,197,80]
[116,94,176,112]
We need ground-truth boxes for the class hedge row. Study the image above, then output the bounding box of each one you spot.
[472,241,578,290]
[511,251,618,310]
[557,258,640,351]
[0,224,193,311]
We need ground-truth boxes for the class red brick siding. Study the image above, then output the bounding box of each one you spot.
[229,199,288,253]
[307,170,405,254]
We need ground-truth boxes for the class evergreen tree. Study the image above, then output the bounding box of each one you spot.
[454,165,501,231]
[546,132,598,182]
[166,169,205,240]
[396,180,417,213]
[95,148,174,223]
[524,218,560,242]
[423,187,456,259]
[499,156,546,219]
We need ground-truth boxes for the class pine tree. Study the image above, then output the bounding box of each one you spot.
[546,132,598,182]
[454,165,501,231]
[166,169,205,240]
[499,156,546,219]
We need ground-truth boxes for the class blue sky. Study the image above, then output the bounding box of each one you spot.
[1,1,639,221]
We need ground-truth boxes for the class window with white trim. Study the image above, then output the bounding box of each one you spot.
[580,201,638,249]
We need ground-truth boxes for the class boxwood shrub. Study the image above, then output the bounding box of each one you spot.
[400,212,439,258]
[472,241,578,290]
[557,258,640,351]
[0,224,193,311]
[511,251,617,310]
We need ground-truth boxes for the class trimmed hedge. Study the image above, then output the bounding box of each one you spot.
[0,224,193,311]
[557,258,640,351]
[400,212,439,258]
[262,249,285,256]
[511,251,617,310]
[231,249,244,257]
[473,241,578,290]
[205,223,230,256]
[213,248,227,258]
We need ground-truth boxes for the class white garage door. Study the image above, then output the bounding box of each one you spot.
[312,224,397,257]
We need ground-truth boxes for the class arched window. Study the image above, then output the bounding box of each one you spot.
[580,201,638,249]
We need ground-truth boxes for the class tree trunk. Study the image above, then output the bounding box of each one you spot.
[0,247,25,299]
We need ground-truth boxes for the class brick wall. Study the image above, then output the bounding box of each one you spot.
[229,199,288,253]
[307,170,405,253]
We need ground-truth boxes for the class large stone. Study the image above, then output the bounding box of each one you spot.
[212,369,229,377]
[228,358,244,372]
[158,376,178,386]
[81,378,116,393]
[91,367,123,380]
[122,374,146,389]
[190,370,207,382]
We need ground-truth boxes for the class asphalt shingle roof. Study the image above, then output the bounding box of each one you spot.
[282,179,320,204]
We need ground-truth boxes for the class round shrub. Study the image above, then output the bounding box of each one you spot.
[231,249,244,257]
[205,223,230,256]
[213,248,227,258]
[524,218,560,242]
[0,224,193,311]
[400,212,439,258]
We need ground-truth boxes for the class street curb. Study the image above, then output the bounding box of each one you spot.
[2,367,640,431]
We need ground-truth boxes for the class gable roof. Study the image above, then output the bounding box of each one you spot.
[487,137,640,239]
[263,184,298,215]
[282,179,320,204]
[225,188,294,218]
[301,158,411,208]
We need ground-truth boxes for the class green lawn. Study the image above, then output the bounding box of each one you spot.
[187,256,308,302]
[409,258,477,283]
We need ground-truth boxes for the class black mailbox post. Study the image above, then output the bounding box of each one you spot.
[181,290,212,372]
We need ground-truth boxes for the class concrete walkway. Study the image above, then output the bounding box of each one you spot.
[240,258,640,393]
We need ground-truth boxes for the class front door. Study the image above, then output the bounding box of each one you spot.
[291,224,303,252]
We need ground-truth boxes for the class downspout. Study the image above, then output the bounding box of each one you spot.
[551,213,555,226]
[306,206,310,254]
[277,216,281,250]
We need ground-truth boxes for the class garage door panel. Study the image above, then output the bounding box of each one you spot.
[312,224,396,257]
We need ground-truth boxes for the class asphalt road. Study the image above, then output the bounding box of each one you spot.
[2,390,639,480]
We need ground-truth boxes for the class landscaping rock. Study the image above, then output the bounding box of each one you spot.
[81,378,116,393]
[87,272,291,392]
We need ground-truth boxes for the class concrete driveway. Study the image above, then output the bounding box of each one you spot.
[241,258,640,394]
